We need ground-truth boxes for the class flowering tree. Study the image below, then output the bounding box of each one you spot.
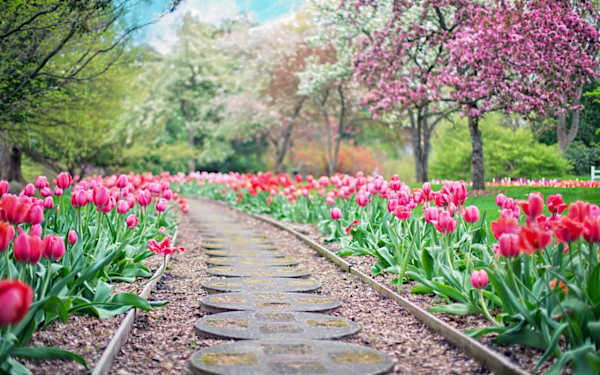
[345,0,598,188]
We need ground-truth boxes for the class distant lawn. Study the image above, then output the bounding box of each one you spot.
[466,186,599,222]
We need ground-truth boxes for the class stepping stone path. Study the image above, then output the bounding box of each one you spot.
[189,211,394,375]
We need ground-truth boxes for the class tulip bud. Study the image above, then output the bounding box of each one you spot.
[0,280,33,326]
[68,230,78,245]
[470,270,488,289]
[155,198,167,212]
[330,207,341,220]
[126,214,139,229]
[54,187,63,196]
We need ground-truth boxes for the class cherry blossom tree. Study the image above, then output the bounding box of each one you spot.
[345,0,598,189]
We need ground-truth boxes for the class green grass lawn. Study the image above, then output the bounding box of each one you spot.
[465,186,600,222]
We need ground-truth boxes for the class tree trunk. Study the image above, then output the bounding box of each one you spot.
[557,85,583,153]
[468,115,485,190]
[0,139,24,183]
[333,84,347,176]
[410,109,429,183]
[274,97,305,174]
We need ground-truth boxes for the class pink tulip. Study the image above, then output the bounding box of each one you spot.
[424,207,439,224]
[394,205,411,220]
[435,211,456,234]
[116,200,129,214]
[54,187,63,196]
[498,233,520,258]
[30,224,42,237]
[463,206,480,223]
[155,198,167,212]
[67,230,78,245]
[13,228,42,264]
[0,280,33,326]
[42,235,65,261]
[0,180,8,197]
[43,197,54,209]
[23,184,35,197]
[136,190,152,207]
[330,207,341,220]
[126,214,139,229]
[55,172,72,190]
[116,175,128,189]
[71,189,88,208]
[93,186,109,208]
[35,176,49,190]
[27,205,43,225]
[471,270,488,289]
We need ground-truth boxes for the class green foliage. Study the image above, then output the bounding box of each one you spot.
[431,113,570,180]
[564,141,600,175]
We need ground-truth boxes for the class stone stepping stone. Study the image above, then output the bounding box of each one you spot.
[195,311,360,340]
[203,242,231,250]
[207,256,299,267]
[202,277,321,294]
[189,339,394,375]
[206,250,286,258]
[200,292,340,312]
[207,266,310,278]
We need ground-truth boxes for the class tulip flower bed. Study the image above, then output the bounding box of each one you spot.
[0,172,187,374]
[177,171,600,374]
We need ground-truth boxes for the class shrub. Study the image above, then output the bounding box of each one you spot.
[564,141,600,175]
[431,113,570,180]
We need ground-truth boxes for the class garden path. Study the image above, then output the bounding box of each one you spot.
[108,199,485,374]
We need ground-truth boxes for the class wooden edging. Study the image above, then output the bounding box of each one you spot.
[221,205,529,375]
[91,232,177,375]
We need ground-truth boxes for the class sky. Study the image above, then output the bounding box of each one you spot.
[136,0,305,53]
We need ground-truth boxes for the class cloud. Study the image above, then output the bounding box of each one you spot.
[146,0,241,54]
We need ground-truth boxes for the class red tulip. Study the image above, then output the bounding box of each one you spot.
[42,235,65,261]
[0,195,30,225]
[547,194,567,215]
[0,220,15,252]
[583,217,600,243]
[518,225,552,254]
[463,205,480,223]
[0,280,33,326]
[490,216,520,240]
[520,193,544,219]
[471,270,488,289]
[67,230,78,245]
[568,201,591,223]
[126,214,139,229]
[552,217,583,243]
[498,233,520,258]
[330,207,341,220]
[13,228,42,264]
[148,236,184,256]
[56,172,72,190]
